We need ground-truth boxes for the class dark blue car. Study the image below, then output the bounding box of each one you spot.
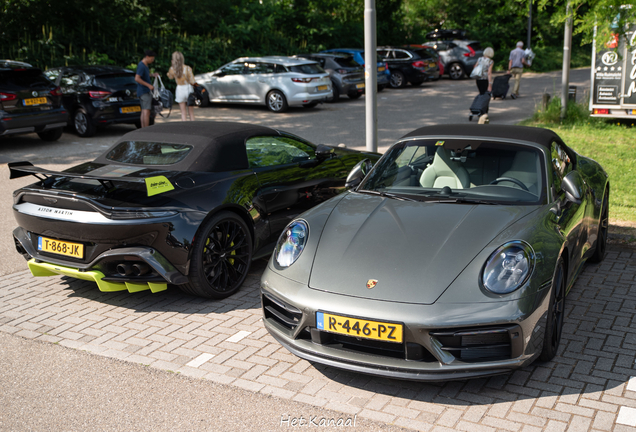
[321,48,390,91]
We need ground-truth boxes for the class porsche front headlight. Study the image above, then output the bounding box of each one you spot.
[482,241,534,294]
[275,220,308,267]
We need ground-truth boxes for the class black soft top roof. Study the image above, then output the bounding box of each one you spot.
[93,121,282,172]
[400,124,563,148]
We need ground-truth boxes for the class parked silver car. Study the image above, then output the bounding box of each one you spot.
[427,40,484,80]
[194,57,332,113]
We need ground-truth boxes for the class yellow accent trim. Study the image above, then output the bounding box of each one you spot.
[27,259,167,294]
[145,175,175,196]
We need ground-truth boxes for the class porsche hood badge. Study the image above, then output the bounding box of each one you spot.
[366,279,378,289]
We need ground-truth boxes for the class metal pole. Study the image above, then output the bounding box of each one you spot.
[561,2,573,119]
[527,0,532,49]
[364,0,378,152]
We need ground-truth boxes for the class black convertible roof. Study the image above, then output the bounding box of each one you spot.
[93,121,282,172]
[400,124,563,148]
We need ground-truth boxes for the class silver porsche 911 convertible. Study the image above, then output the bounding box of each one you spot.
[260,124,610,381]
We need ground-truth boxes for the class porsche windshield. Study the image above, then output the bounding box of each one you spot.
[359,139,545,204]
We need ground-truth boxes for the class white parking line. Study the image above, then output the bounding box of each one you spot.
[617,407,636,426]
[225,330,251,343]
[186,353,215,368]
[627,377,636,392]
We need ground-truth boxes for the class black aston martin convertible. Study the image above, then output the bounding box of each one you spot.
[10,122,379,298]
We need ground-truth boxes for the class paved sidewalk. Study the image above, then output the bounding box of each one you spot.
[1,245,635,431]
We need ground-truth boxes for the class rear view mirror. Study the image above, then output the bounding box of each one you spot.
[315,144,335,160]
[345,159,373,189]
[562,170,583,204]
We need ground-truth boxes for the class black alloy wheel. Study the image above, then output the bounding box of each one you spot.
[448,63,465,80]
[589,189,609,263]
[181,212,252,299]
[74,107,96,137]
[37,127,63,141]
[539,258,566,361]
[389,70,406,88]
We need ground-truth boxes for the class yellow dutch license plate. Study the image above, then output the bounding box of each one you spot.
[38,236,84,259]
[317,85,329,91]
[23,97,47,106]
[378,66,386,72]
[356,83,365,89]
[120,106,141,114]
[316,311,403,343]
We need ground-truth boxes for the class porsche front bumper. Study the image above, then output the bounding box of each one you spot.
[261,269,551,381]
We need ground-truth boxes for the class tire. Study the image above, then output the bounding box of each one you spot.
[266,90,288,113]
[539,258,566,362]
[348,92,362,99]
[377,84,386,92]
[448,63,465,80]
[37,127,63,142]
[74,108,96,137]
[389,70,406,88]
[328,85,340,102]
[180,212,253,299]
[303,101,318,108]
[589,188,609,263]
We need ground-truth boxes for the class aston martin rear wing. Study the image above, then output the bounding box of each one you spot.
[8,161,175,197]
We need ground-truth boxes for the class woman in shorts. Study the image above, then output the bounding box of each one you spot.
[167,51,196,121]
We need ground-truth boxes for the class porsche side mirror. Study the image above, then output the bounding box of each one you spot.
[562,170,583,205]
[315,144,335,161]
[345,159,373,189]
[214,71,226,78]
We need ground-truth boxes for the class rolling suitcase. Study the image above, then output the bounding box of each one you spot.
[469,92,490,121]
[492,74,512,99]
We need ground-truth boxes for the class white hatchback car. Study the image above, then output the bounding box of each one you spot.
[194,56,333,113]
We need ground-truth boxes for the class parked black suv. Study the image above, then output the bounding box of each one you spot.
[0,60,67,141]
[44,65,154,137]
[295,53,365,101]
[377,46,438,88]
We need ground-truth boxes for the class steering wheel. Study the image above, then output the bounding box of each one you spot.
[490,177,529,191]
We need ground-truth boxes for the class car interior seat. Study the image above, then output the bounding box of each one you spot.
[419,146,470,189]
[500,150,540,195]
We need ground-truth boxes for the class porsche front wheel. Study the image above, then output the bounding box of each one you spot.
[539,259,566,361]
[181,212,253,299]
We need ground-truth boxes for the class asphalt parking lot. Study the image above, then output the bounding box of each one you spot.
[5,68,636,431]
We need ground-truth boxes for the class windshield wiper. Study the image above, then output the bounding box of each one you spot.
[425,197,496,205]
[357,190,418,202]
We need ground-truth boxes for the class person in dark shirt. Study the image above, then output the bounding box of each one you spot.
[135,50,160,128]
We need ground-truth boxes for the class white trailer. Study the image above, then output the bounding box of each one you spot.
[589,24,636,119]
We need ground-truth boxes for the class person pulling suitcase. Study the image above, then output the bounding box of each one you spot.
[469,47,494,123]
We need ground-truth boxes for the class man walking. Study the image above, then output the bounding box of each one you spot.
[135,50,159,128]
[507,41,528,99]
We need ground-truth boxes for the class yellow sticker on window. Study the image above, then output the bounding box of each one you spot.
[145,176,175,196]
[435,141,445,146]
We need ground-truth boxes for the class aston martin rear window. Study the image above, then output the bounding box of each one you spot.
[105,141,193,165]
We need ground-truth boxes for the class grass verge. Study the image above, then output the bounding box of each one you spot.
[521,98,636,243]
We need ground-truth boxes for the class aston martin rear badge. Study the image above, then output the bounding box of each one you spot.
[366,279,378,289]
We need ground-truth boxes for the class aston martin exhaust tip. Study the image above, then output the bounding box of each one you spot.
[132,263,150,276]
[116,263,133,276]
